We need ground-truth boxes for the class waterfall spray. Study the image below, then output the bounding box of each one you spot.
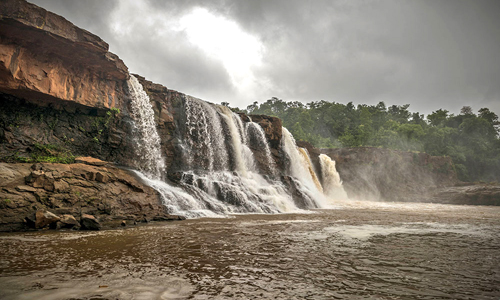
[319,154,349,200]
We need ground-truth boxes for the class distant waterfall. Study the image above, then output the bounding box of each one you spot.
[127,75,165,179]
[298,148,323,193]
[319,154,349,200]
[281,128,326,206]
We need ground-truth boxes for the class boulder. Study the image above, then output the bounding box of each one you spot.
[59,214,80,229]
[80,214,101,230]
[35,210,60,229]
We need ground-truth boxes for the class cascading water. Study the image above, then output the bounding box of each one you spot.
[171,96,300,215]
[298,148,323,193]
[319,154,349,200]
[220,106,250,176]
[127,78,348,217]
[127,75,165,179]
[281,128,326,207]
[246,122,277,176]
[184,95,229,171]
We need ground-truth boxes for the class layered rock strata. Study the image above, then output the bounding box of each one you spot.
[0,161,183,232]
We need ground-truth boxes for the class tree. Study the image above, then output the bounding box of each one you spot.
[460,106,474,115]
[427,109,449,126]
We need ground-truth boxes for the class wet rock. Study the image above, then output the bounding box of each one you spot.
[81,214,101,230]
[24,213,36,228]
[59,214,80,229]
[35,210,60,229]
[95,172,109,183]
[152,214,186,221]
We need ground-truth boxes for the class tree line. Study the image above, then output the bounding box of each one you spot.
[224,98,500,182]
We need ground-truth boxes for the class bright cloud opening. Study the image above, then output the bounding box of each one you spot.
[178,7,264,92]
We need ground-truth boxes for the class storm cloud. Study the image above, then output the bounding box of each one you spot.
[30,0,500,116]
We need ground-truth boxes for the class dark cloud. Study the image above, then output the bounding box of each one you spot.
[29,0,500,116]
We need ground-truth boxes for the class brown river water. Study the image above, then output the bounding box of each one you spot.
[1,201,499,300]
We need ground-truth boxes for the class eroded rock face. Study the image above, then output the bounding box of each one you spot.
[0,162,179,232]
[0,93,137,167]
[0,0,129,112]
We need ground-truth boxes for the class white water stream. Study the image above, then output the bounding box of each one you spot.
[127,75,165,180]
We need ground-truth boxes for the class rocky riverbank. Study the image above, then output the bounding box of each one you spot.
[0,158,184,232]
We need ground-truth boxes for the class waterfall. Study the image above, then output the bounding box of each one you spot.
[319,154,349,200]
[127,80,347,217]
[246,122,277,176]
[127,75,165,179]
[281,128,327,204]
[220,106,249,176]
[153,95,304,216]
[184,96,229,171]
[298,148,323,193]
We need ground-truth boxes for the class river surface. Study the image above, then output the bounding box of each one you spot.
[1,201,499,300]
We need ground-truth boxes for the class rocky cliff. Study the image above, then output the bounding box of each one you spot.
[320,147,499,205]
[0,0,129,112]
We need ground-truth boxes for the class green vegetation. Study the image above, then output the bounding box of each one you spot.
[234,98,499,182]
[4,143,75,164]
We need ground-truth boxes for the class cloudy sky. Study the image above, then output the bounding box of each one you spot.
[31,0,500,116]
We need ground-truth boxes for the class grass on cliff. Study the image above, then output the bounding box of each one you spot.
[4,143,75,164]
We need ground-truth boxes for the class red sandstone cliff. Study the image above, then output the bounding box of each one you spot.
[0,0,129,112]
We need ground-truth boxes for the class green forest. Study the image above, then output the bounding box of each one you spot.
[225,98,500,183]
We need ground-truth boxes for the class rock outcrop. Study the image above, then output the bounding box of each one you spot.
[0,0,139,168]
[429,184,500,206]
[0,0,129,112]
[0,162,183,232]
